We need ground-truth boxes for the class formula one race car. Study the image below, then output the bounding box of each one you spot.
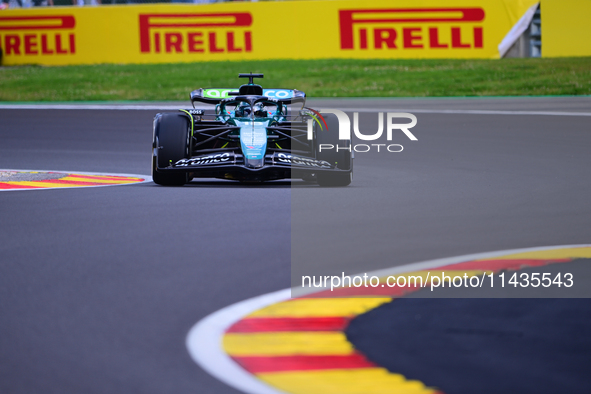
[152,73,352,186]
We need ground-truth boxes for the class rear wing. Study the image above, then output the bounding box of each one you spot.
[190,88,306,105]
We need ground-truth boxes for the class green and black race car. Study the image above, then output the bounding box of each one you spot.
[152,73,352,186]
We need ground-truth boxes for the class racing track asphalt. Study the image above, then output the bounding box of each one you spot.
[1,96,591,394]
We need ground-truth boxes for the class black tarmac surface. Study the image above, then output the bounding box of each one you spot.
[347,298,591,394]
[1,97,590,394]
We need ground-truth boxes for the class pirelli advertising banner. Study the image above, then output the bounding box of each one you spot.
[0,0,541,66]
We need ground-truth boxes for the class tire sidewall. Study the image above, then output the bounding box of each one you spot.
[315,113,352,171]
[154,113,191,169]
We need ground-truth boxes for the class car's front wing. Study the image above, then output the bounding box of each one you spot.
[154,151,349,181]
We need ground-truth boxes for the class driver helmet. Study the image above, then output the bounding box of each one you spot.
[235,102,252,117]
[253,103,268,118]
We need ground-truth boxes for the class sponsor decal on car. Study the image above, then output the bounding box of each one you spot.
[175,152,233,167]
[236,120,268,161]
[276,153,332,168]
[202,89,294,99]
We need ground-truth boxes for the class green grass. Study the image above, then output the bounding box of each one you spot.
[1,58,590,101]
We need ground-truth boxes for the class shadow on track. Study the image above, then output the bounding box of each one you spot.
[144,180,345,188]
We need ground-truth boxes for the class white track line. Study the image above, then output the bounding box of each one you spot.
[343,108,591,117]
[0,169,151,192]
[1,104,590,117]
[186,244,591,394]
[0,104,184,110]
[187,289,292,394]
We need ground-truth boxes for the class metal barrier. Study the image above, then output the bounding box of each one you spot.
[529,5,541,57]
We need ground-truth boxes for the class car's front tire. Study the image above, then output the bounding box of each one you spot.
[315,113,353,187]
[152,113,190,186]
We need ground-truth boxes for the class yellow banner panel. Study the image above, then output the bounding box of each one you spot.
[0,0,537,66]
[542,0,591,57]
